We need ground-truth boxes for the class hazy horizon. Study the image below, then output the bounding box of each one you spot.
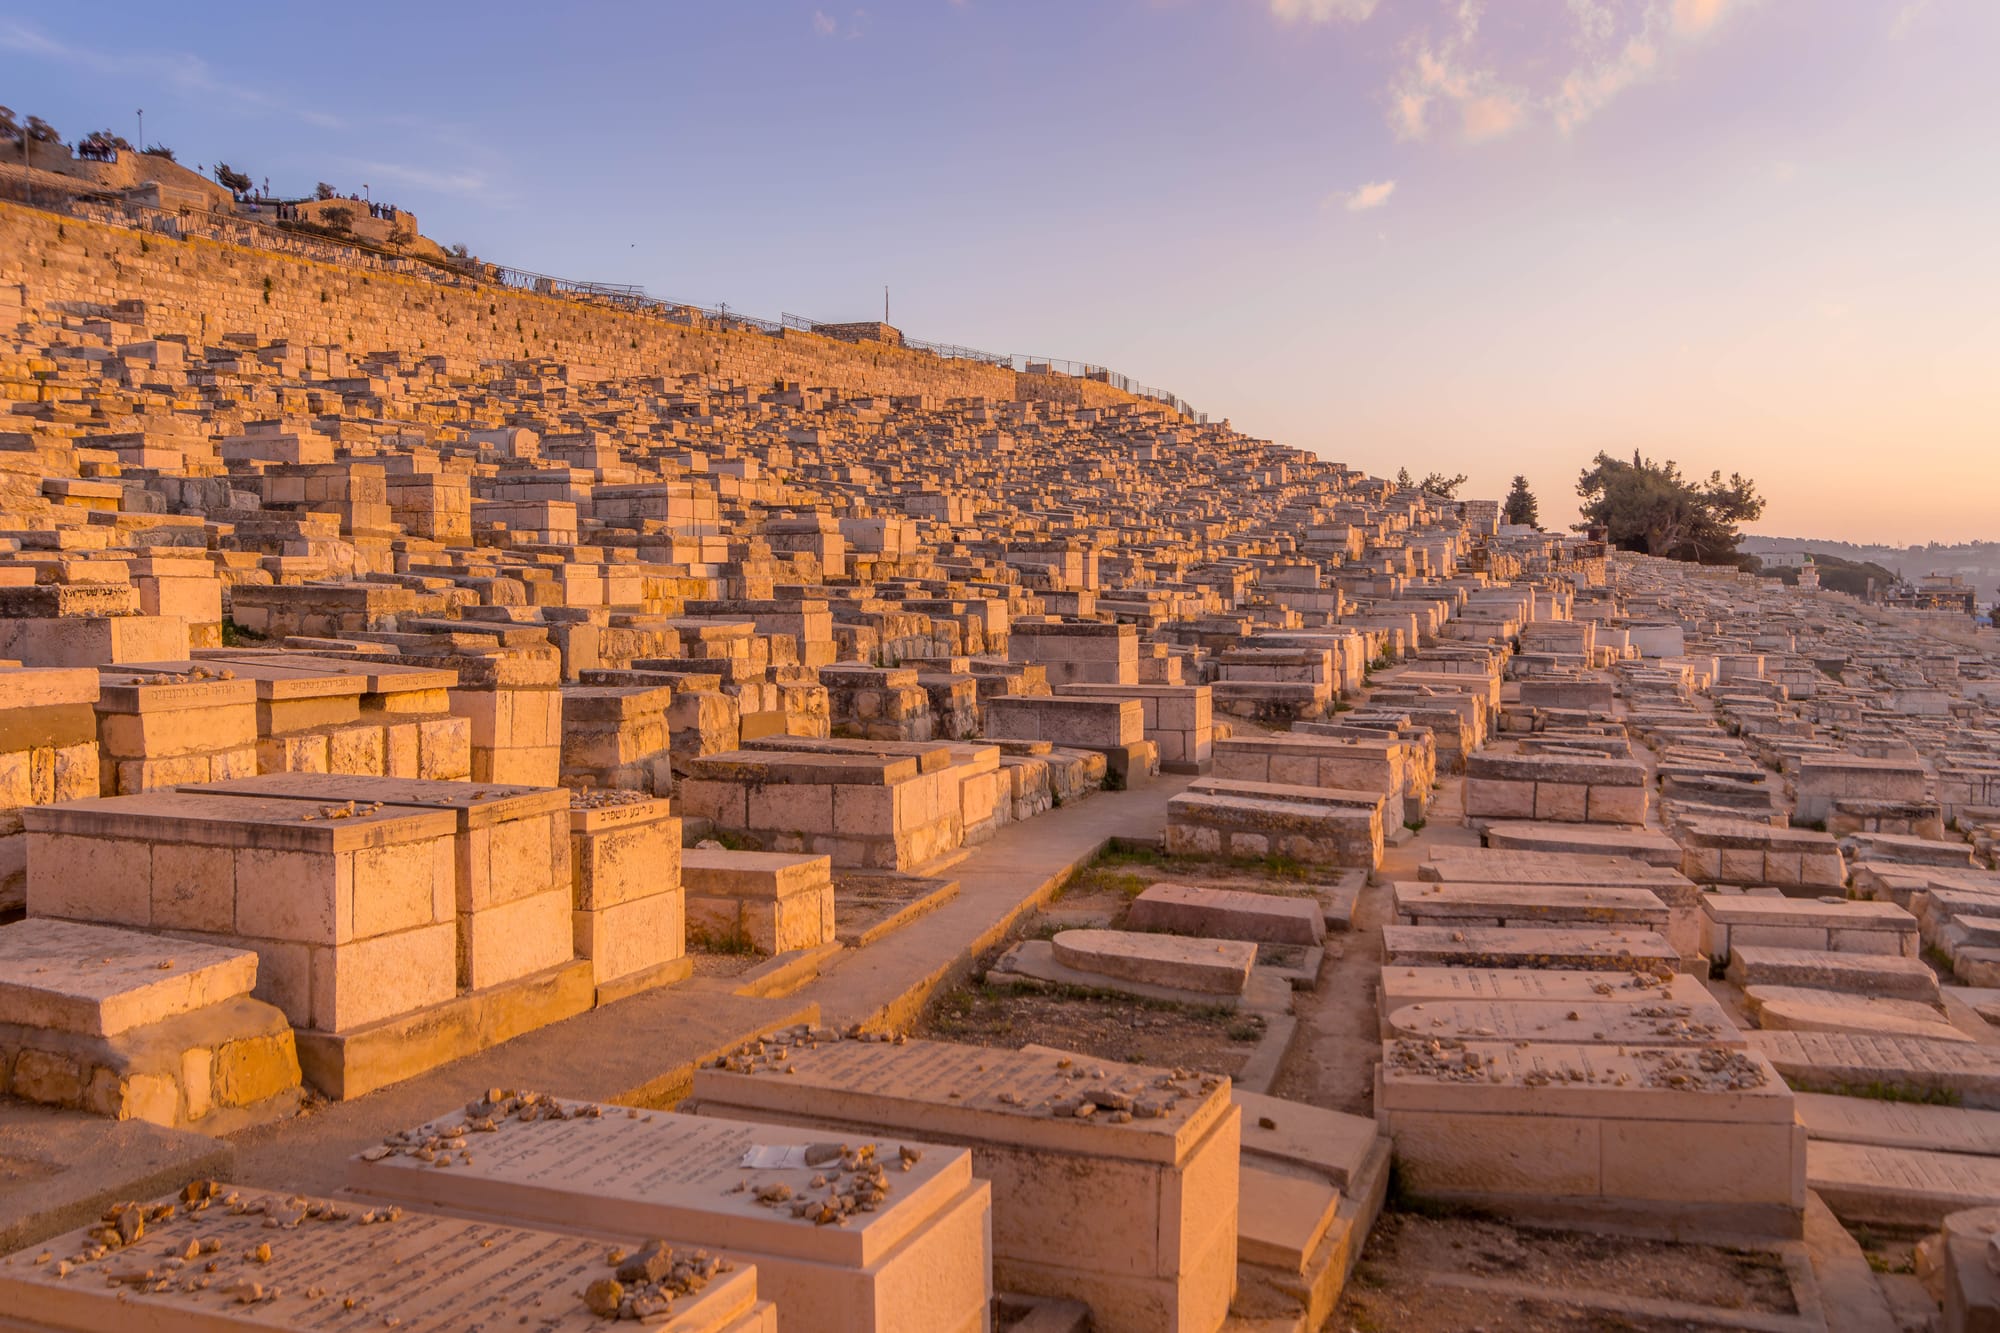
[5,0,1993,545]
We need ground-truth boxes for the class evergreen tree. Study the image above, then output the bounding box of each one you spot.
[1574,451,1763,565]
[1503,475,1540,528]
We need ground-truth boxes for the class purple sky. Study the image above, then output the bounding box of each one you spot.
[5,1,1994,541]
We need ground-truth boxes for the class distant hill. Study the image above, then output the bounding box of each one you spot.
[1741,535,2000,602]
[1750,551,1899,599]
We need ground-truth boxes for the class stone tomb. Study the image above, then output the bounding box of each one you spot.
[1377,965,1713,1010]
[1747,1031,2000,1109]
[1806,1140,2000,1228]
[0,667,101,912]
[1166,784,1382,871]
[1744,985,1965,1041]
[1722,945,1941,1004]
[183,773,576,993]
[1377,1039,1804,1238]
[0,1183,775,1331]
[1208,734,1410,826]
[1463,752,1648,826]
[1051,929,1257,995]
[1677,817,1846,891]
[682,849,836,955]
[679,748,962,872]
[24,789,461,1037]
[1380,994,1741,1046]
[568,794,687,1000]
[1479,821,1685,868]
[91,669,256,796]
[1125,882,1325,946]
[692,1034,1239,1333]
[1390,882,1670,936]
[1417,850,1704,962]
[0,917,300,1128]
[1699,894,1918,964]
[346,1101,991,1333]
[1380,926,1681,973]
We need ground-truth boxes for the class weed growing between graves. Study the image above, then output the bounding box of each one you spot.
[1836,1079,1961,1107]
[917,977,1260,1078]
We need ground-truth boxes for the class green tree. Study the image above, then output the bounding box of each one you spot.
[25,115,60,144]
[1419,471,1467,499]
[214,162,252,193]
[1394,467,1413,488]
[1574,451,1764,565]
[1503,475,1540,528]
[315,181,338,201]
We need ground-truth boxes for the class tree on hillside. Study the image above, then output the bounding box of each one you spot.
[1395,467,1413,488]
[315,181,337,201]
[321,203,357,234]
[214,162,252,193]
[0,108,19,142]
[1574,451,1764,565]
[25,115,60,144]
[141,144,175,161]
[1419,471,1467,499]
[1503,475,1540,528]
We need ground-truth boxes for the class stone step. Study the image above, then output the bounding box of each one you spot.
[0,917,257,1037]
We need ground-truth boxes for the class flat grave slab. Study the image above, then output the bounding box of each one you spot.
[0,918,256,1036]
[1050,928,1257,996]
[1724,945,1941,1004]
[1807,1139,2000,1227]
[1745,985,1967,1041]
[987,939,1288,1012]
[346,1096,990,1333]
[1478,821,1685,867]
[1747,1030,2000,1108]
[1378,966,1708,1009]
[1381,996,1741,1046]
[1390,881,1669,931]
[1795,1092,2000,1157]
[1420,849,1694,887]
[1380,926,1681,973]
[1125,882,1325,946]
[0,1182,772,1331]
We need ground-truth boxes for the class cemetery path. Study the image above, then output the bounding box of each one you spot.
[799,774,1195,1032]
[223,984,817,1198]
[1272,774,1478,1116]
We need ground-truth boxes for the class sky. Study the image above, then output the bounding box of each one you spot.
[4,1,1996,543]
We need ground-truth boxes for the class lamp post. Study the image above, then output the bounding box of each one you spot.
[136,108,143,153]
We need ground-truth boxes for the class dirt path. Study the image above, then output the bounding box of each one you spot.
[1270,774,1477,1114]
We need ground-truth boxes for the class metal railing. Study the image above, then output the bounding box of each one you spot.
[0,171,1201,418]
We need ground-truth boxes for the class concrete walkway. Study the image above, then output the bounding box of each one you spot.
[801,773,1192,1030]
